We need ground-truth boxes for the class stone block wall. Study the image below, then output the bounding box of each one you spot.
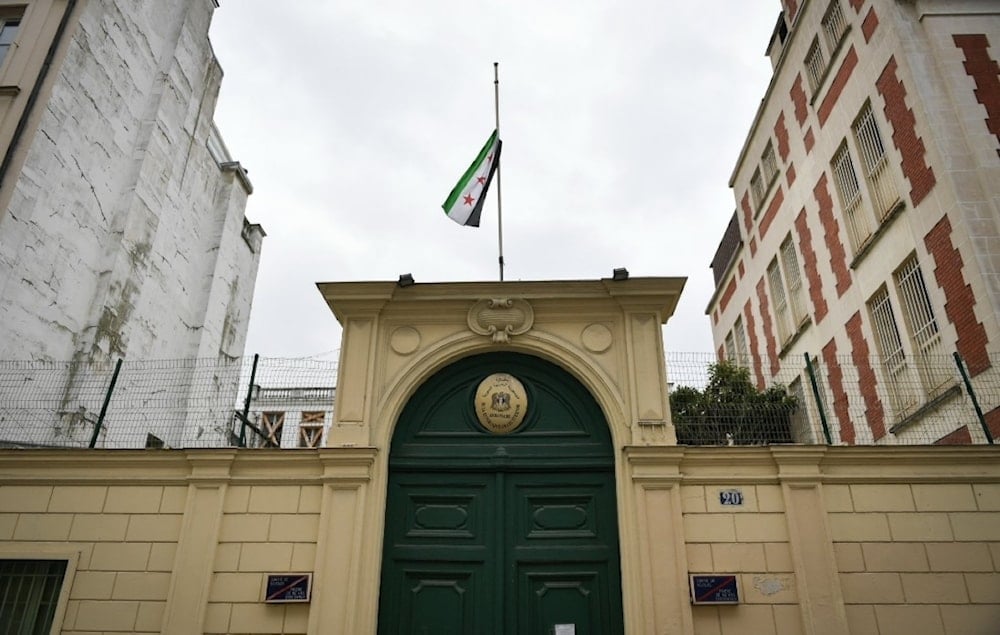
[0,446,998,634]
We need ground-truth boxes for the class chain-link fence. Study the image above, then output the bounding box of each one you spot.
[667,351,998,446]
[0,356,338,449]
[0,351,995,449]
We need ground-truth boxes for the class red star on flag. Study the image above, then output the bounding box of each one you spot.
[463,194,475,206]
[476,175,486,185]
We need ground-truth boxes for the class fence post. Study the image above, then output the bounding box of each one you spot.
[953,352,993,445]
[89,358,123,449]
[804,353,833,445]
[239,354,260,447]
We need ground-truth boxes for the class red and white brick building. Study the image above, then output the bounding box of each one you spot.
[706,0,1000,445]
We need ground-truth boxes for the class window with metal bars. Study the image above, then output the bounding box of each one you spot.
[766,236,808,348]
[868,286,920,417]
[761,142,779,189]
[831,142,872,250]
[787,378,814,443]
[853,101,899,220]
[821,0,847,52]
[768,258,794,344]
[733,316,749,366]
[779,236,808,325]
[804,1,849,97]
[750,167,766,210]
[804,37,826,94]
[0,559,66,635]
[894,255,951,394]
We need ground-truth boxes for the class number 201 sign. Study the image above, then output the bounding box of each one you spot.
[719,489,743,506]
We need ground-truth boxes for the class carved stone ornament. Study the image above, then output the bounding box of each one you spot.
[467,298,534,343]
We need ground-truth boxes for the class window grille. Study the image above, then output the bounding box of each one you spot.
[750,168,766,210]
[733,316,749,367]
[298,411,325,448]
[724,331,736,360]
[780,236,807,325]
[805,38,826,94]
[895,256,950,392]
[868,287,919,416]
[768,259,794,344]
[788,378,814,443]
[821,0,847,52]
[853,102,898,220]
[761,142,779,188]
[831,144,871,249]
[0,559,66,635]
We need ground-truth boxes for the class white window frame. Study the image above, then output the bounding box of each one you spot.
[832,103,903,255]
[853,101,900,221]
[0,11,22,73]
[894,255,951,394]
[867,256,953,422]
[767,235,808,347]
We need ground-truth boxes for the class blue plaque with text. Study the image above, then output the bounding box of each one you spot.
[689,574,740,604]
[265,573,312,603]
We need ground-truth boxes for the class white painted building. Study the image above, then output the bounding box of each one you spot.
[706,0,1000,445]
[0,0,264,447]
[244,385,335,449]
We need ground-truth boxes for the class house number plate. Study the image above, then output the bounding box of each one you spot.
[719,489,744,506]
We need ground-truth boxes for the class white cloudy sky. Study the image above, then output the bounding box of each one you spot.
[208,2,778,360]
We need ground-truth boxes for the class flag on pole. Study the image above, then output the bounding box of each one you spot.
[442,129,502,227]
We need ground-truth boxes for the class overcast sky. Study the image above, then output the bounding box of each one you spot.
[208,2,778,360]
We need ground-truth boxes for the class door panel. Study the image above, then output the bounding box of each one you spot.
[397,565,483,635]
[517,566,606,635]
[507,472,622,635]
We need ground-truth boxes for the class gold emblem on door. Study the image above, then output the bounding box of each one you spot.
[475,373,527,434]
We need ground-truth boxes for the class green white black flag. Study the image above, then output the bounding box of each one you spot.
[441,129,501,227]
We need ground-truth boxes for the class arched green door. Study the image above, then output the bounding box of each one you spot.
[377,352,624,635]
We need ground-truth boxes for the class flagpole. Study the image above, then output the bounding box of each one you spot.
[494,62,504,282]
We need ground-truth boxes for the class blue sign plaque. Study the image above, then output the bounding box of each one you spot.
[265,573,312,603]
[689,574,740,605]
[719,489,744,506]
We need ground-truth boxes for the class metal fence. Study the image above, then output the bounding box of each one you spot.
[0,351,995,449]
[667,351,998,447]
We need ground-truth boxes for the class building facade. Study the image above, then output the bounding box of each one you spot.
[707,0,1000,445]
[245,385,335,449]
[0,1,263,446]
[0,277,998,634]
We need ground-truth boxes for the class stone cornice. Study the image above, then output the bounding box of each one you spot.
[317,278,686,326]
[0,448,379,485]
[623,445,1000,484]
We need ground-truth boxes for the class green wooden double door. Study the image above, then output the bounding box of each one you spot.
[378,353,624,635]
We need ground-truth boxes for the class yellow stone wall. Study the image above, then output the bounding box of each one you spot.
[1,446,998,634]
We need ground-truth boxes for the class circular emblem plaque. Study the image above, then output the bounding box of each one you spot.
[474,373,528,434]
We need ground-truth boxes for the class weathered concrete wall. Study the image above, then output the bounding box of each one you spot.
[0,0,260,364]
[0,1,262,446]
